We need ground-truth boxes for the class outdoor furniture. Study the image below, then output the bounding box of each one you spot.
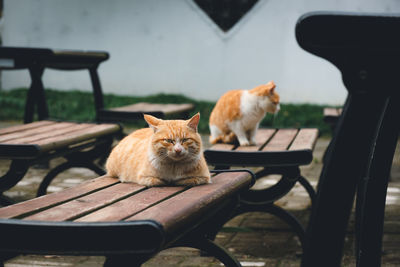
[0,47,123,204]
[0,46,195,124]
[296,11,400,266]
[0,170,255,267]
[203,128,319,250]
[323,106,342,133]
[0,120,121,203]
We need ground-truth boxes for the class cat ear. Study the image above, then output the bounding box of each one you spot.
[266,81,276,94]
[187,113,200,132]
[144,114,161,132]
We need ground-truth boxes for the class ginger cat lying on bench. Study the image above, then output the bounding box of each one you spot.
[106,113,210,187]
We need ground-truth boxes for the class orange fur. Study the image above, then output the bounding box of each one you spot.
[209,81,280,145]
[106,113,210,187]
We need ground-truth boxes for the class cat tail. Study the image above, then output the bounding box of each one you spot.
[209,132,236,144]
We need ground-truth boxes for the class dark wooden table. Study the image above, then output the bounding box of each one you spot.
[0,170,253,267]
[204,128,319,249]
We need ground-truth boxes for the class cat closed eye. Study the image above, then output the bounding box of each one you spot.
[164,139,175,144]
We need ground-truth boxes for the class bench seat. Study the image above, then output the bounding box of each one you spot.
[0,120,120,159]
[0,120,121,202]
[0,46,195,125]
[204,128,319,249]
[98,102,195,122]
[323,107,342,133]
[0,171,253,266]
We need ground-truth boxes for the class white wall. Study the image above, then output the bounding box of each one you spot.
[2,0,400,105]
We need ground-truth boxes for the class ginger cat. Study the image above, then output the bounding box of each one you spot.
[209,81,280,146]
[106,113,211,187]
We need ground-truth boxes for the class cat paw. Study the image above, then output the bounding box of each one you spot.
[209,136,218,144]
[141,177,167,187]
[239,140,250,146]
[175,177,211,186]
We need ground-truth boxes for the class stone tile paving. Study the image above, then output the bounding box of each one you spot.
[1,121,400,266]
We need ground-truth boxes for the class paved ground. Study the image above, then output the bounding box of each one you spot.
[1,121,400,266]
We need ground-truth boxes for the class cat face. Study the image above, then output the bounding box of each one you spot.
[250,81,280,114]
[144,113,202,163]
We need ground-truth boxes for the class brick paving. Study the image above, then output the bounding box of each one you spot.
[1,121,400,266]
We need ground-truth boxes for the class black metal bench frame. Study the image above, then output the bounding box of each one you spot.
[296,11,400,266]
[204,139,317,250]
[0,47,122,204]
[0,46,194,125]
[0,169,256,267]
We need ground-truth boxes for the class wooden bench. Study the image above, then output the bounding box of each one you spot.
[0,170,254,266]
[0,47,124,205]
[203,128,319,249]
[0,46,194,124]
[296,11,400,266]
[0,120,122,204]
[323,107,342,133]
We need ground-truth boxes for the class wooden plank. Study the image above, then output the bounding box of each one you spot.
[31,124,120,152]
[0,176,118,219]
[324,107,340,117]
[3,123,92,144]
[289,128,319,151]
[126,171,252,235]
[262,129,298,152]
[208,143,236,151]
[158,104,194,115]
[24,183,145,222]
[236,129,276,152]
[0,122,74,142]
[0,120,55,135]
[76,186,185,222]
[110,102,194,115]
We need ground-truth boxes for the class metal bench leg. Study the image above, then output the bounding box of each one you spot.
[0,194,15,206]
[36,158,105,196]
[0,160,30,205]
[235,202,306,251]
[297,175,316,206]
[36,140,111,196]
[173,236,242,267]
[104,255,147,267]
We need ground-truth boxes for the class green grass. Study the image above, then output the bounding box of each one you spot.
[0,88,332,136]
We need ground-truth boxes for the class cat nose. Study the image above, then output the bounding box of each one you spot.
[174,145,182,154]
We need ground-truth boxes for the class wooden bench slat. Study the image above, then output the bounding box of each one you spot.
[155,104,194,115]
[127,171,251,234]
[23,183,145,222]
[208,143,236,151]
[31,124,120,152]
[76,186,185,222]
[289,128,319,151]
[110,102,194,115]
[323,107,341,117]
[0,176,118,219]
[3,123,92,144]
[236,129,276,152]
[0,121,55,136]
[262,129,299,151]
[0,122,75,143]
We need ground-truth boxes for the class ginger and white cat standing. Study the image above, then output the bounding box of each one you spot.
[209,81,280,146]
[106,113,211,187]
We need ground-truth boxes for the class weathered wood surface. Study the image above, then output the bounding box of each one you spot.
[110,102,195,115]
[0,121,120,156]
[208,128,319,153]
[0,172,252,236]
